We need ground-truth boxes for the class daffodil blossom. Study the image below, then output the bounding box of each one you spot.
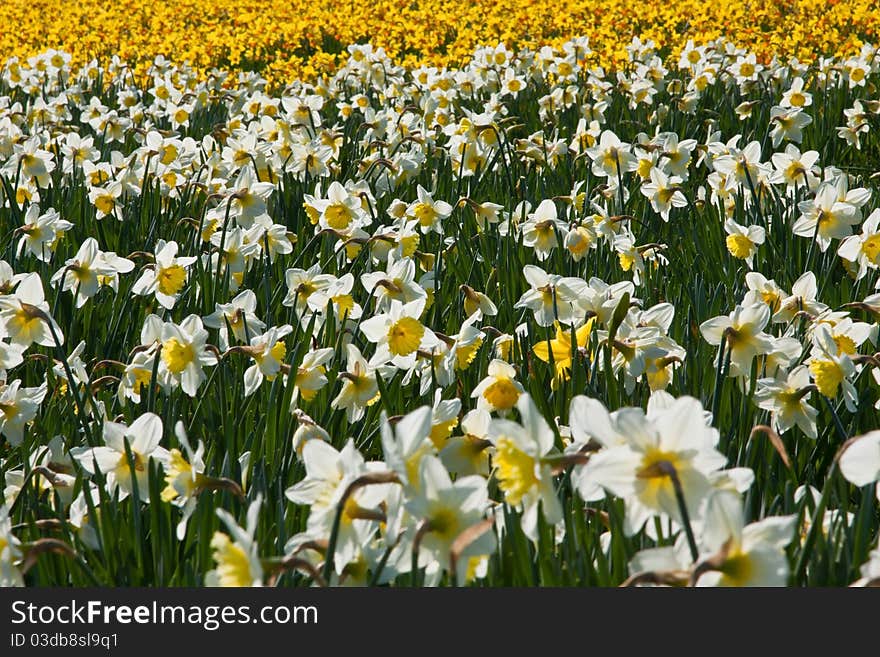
[0,272,63,347]
[487,393,562,541]
[158,315,218,397]
[406,456,495,582]
[700,302,775,378]
[241,324,292,396]
[360,297,440,367]
[695,512,797,587]
[579,395,726,535]
[0,379,47,446]
[754,366,818,439]
[131,240,196,309]
[51,237,134,307]
[71,412,170,500]
[285,439,389,575]
[205,497,264,587]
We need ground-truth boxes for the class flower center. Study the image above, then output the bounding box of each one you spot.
[494,437,538,506]
[324,203,352,229]
[162,337,194,374]
[387,316,424,356]
[157,264,187,296]
[211,534,254,587]
[726,234,754,259]
[809,359,843,398]
[483,376,520,410]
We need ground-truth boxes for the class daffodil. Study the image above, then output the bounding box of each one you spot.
[158,315,218,397]
[487,393,561,541]
[241,324,292,396]
[0,378,46,446]
[406,184,453,235]
[407,455,494,582]
[521,199,567,261]
[17,205,72,263]
[283,264,337,316]
[286,439,389,575]
[131,240,196,310]
[700,302,775,378]
[754,366,818,439]
[472,359,525,413]
[724,219,765,269]
[289,347,334,409]
[838,431,880,503]
[838,209,880,280]
[793,181,862,252]
[162,422,207,539]
[440,408,492,477]
[695,513,797,587]
[314,180,364,232]
[205,497,264,587]
[0,272,63,347]
[202,289,266,351]
[807,324,858,410]
[51,237,134,307]
[533,318,594,386]
[71,412,170,500]
[639,168,687,221]
[579,395,726,535]
[514,265,585,327]
[360,297,439,367]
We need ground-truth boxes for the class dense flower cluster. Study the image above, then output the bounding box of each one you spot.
[1,1,879,85]
[1,34,880,587]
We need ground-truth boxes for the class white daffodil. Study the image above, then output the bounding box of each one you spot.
[406,455,494,583]
[487,393,562,541]
[158,315,218,397]
[380,406,435,493]
[202,289,266,351]
[472,359,525,413]
[407,184,453,235]
[285,440,389,575]
[793,181,861,252]
[579,395,726,535]
[0,504,23,587]
[51,237,134,307]
[440,408,492,477]
[0,379,47,446]
[205,497,264,586]
[289,347,334,409]
[17,205,72,262]
[807,324,858,411]
[695,511,797,587]
[331,343,380,422]
[754,365,818,439]
[773,271,827,323]
[639,168,687,221]
[514,265,585,327]
[360,297,440,367]
[838,208,880,280]
[71,412,170,500]
[0,272,63,347]
[241,324,292,396]
[132,240,196,309]
[161,421,207,540]
[700,302,775,377]
[724,219,765,269]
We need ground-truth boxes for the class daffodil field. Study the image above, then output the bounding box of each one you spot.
[2,11,880,589]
